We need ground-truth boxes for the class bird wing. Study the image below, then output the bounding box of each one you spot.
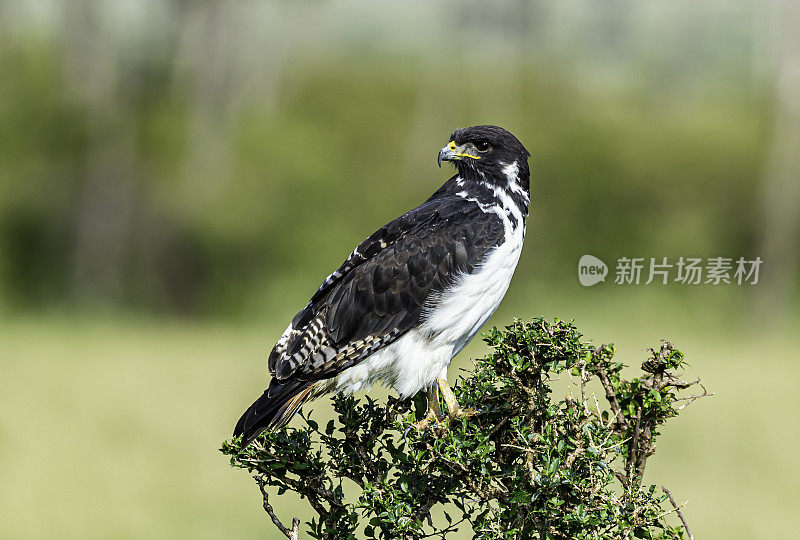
[268,196,505,383]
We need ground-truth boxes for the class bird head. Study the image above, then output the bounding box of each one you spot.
[438,125,530,185]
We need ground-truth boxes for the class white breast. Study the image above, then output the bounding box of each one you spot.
[420,222,524,355]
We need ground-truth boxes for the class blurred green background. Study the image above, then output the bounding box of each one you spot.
[1,1,798,538]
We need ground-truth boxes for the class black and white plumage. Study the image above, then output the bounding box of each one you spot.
[234,125,531,446]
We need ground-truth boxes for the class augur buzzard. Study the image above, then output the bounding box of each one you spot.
[235,125,531,446]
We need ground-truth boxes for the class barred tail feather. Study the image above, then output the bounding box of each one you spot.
[233,380,321,447]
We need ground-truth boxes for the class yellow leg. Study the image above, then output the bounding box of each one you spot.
[436,377,474,419]
[412,385,444,430]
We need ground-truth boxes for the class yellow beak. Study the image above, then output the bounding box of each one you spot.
[438,141,481,167]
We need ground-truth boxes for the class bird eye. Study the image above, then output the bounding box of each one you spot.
[475,141,491,152]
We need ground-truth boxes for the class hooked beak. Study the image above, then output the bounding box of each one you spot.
[438,141,480,167]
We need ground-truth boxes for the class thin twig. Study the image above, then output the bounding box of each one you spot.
[594,366,627,429]
[487,414,513,437]
[255,475,301,539]
[662,486,694,540]
[673,382,713,408]
[624,406,642,487]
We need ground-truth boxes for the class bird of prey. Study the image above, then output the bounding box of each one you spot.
[234,125,531,447]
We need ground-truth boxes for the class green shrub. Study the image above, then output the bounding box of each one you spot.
[221,318,707,539]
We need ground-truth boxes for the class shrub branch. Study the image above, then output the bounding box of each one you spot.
[222,318,708,539]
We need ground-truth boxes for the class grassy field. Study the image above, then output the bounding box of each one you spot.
[1,290,797,539]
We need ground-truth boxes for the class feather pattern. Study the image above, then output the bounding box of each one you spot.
[272,196,507,382]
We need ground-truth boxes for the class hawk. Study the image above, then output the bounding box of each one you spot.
[234,125,531,446]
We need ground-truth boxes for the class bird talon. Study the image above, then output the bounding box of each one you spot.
[404,418,440,440]
[449,407,477,420]
[421,421,447,439]
[411,414,442,433]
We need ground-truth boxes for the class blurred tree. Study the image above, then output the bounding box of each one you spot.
[62,0,139,305]
[758,0,800,320]
[0,1,785,317]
